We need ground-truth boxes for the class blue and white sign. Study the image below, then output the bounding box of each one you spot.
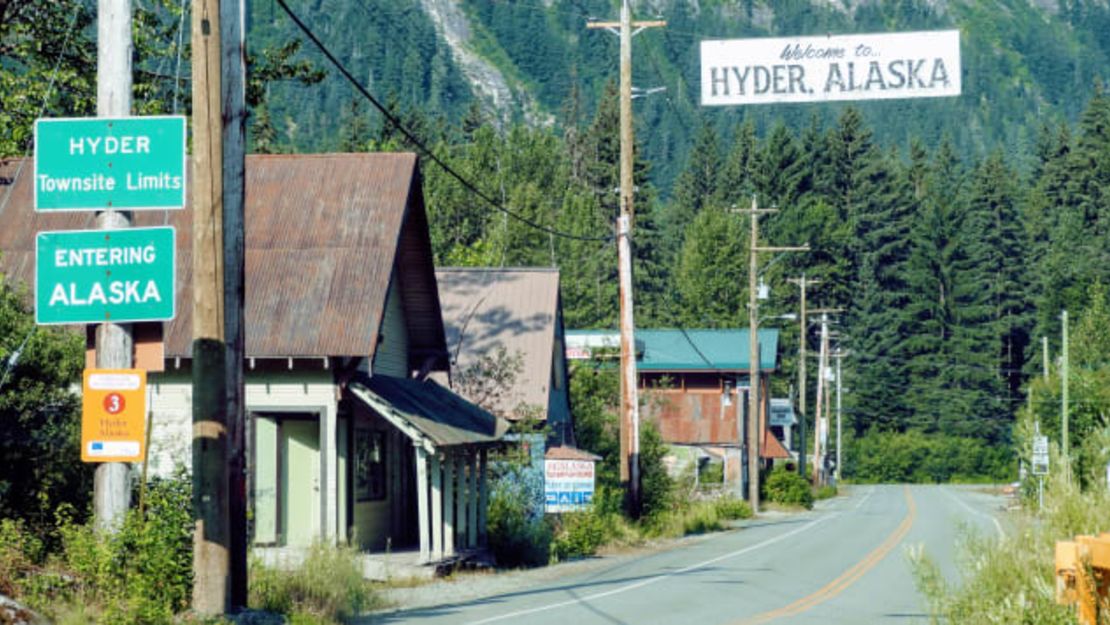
[544,459,595,514]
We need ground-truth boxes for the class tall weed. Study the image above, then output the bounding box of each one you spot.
[910,469,1110,623]
[250,542,380,624]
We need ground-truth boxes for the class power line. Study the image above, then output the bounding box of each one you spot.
[274,0,612,243]
[678,327,716,370]
[0,0,84,219]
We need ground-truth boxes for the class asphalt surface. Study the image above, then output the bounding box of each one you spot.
[370,485,1005,625]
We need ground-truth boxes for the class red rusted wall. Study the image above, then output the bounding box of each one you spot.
[643,389,740,444]
[642,377,770,446]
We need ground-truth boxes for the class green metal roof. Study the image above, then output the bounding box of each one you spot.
[566,329,779,371]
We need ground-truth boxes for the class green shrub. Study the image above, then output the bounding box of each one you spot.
[763,468,814,509]
[679,505,723,535]
[713,497,752,520]
[62,471,193,624]
[4,470,196,624]
[487,486,551,568]
[0,518,43,597]
[550,510,607,561]
[814,484,838,500]
[847,431,1012,483]
[638,424,674,520]
[250,541,379,624]
[698,461,724,485]
[646,496,752,538]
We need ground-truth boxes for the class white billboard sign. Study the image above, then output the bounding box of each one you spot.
[544,459,595,513]
[701,30,960,106]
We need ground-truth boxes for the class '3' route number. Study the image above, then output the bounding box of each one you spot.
[103,392,125,415]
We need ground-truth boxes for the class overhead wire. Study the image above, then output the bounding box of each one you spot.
[678,327,716,370]
[273,0,612,243]
[0,0,85,219]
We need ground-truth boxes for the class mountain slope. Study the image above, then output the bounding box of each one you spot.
[253,0,1110,191]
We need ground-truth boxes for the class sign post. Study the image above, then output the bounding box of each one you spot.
[35,226,176,325]
[81,369,147,463]
[33,116,186,212]
[1033,432,1049,512]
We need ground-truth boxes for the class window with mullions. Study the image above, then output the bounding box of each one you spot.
[354,429,387,501]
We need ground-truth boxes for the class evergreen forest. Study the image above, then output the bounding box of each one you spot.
[6,0,1110,481]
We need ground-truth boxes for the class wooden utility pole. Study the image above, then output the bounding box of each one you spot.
[586,1,664,517]
[834,347,843,482]
[191,0,247,614]
[813,313,826,488]
[734,198,807,512]
[1061,310,1070,485]
[94,0,133,534]
[787,276,819,478]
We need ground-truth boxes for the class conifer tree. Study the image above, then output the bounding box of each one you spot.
[846,146,915,433]
[715,120,758,209]
[667,121,723,259]
[673,206,747,327]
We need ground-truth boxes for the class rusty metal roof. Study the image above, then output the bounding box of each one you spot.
[349,374,508,448]
[0,154,447,363]
[434,267,562,419]
[761,427,791,459]
[544,446,601,462]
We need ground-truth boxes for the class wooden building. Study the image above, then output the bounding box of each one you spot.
[565,328,790,485]
[435,267,574,444]
[0,154,507,566]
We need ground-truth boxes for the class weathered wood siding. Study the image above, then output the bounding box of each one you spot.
[372,272,410,377]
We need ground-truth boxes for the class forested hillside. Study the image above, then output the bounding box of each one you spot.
[403,81,1110,479]
[5,0,1110,479]
[251,0,1110,189]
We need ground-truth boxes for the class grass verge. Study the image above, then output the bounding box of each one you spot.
[909,472,1110,623]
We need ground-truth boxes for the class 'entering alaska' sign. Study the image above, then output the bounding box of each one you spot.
[35,226,176,325]
[701,30,960,106]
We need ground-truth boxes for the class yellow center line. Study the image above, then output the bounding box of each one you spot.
[734,485,918,625]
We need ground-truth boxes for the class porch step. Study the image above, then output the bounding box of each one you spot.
[359,548,493,582]
[252,546,492,583]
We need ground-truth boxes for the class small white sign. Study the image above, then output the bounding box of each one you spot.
[1032,435,1049,476]
[86,440,140,457]
[88,372,143,391]
[701,30,961,106]
[565,346,592,360]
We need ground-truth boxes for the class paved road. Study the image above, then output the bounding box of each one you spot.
[373,485,1004,625]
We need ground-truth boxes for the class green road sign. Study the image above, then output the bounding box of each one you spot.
[36,227,176,324]
[34,116,186,212]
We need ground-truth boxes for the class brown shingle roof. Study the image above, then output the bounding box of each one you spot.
[0,153,447,363]
[435,268,561,419]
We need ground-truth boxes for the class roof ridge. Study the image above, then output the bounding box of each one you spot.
[436,266,560,273]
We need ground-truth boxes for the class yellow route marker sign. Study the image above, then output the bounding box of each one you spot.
[81,369,146,463]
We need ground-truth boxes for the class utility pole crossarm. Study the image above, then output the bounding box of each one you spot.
[586,19,667,29]
[754,245,811,253]
[731,208,780,216]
